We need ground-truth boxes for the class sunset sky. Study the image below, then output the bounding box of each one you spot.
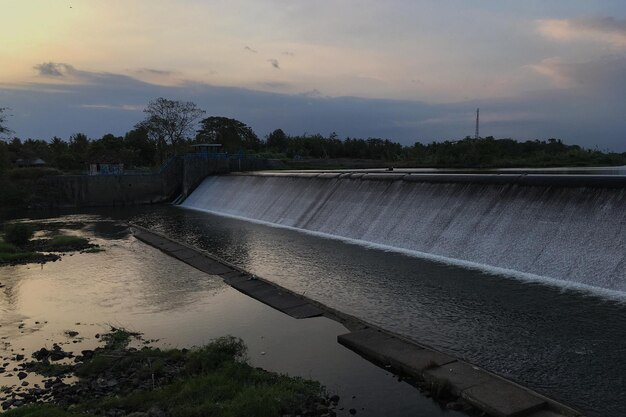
[1,0,626,150]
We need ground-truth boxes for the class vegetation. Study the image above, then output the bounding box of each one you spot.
[4,405,85,417]
[0,107,12,136]
[1,101,623,173]
[0,222,99,264]
[197,116,261,153]
[5,329,331,417]
[136,98,206,163]
[3,223,34,246]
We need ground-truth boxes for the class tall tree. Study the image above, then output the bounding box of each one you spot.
[266,128,288,150]
[136,98,205,162]
[0,107,13,136]
[196,116,260,153]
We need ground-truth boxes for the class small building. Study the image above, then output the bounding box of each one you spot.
[15,157,47,167]
[89,162,124,176]
[190,143,223,154]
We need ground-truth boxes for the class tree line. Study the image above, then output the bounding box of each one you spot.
[1,99,625,175]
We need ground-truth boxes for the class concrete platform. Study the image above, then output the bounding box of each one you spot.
[132,226,323,319]
[339,329,455,374]
[340,329,581,417]
[462,381,546,417]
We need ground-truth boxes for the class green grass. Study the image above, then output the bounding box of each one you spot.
[92,368,324,417]
[4,405,88,417]
[82,337,324,417]
[0,240,18,253]
[9,333,329,417]
[0,251,42,263]
[82,247,104,253]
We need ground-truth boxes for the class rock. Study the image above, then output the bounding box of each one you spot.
[65,330,79,338]
[148,406,166,417]
[33,348,50,361]
[445,401,463,410]
[329,394,340,404]
[20,381,28,387]
[15,354,24,361]
[126,413,149,417]
[349,409,357,415]
[17,371,28,380]
[80,349,94,359]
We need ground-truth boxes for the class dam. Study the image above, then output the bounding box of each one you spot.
[181,171,626,294]
[127,170,626,417]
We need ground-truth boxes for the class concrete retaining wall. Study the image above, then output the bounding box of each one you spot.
[182,157,229,197]
[41,157,184,207]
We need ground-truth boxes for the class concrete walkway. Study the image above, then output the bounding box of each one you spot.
[132,225,323,319]
[131,224,584,417]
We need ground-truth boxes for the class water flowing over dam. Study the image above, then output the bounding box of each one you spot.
[182,172,626,294]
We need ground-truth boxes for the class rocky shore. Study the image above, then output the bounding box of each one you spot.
[0,328,336,417]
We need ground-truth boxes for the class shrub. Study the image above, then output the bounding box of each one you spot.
[0,240,18,253]
[8,167,62,181]
[4,223,34,246]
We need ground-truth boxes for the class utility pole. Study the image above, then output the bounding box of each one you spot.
[475,108,480,140]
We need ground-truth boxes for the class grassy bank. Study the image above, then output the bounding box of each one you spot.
[3,329,332,417]
[0,222,100,265]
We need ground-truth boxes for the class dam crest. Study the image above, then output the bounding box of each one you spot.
[181,172,626,294]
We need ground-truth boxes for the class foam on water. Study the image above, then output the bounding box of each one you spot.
[182,174,626,295]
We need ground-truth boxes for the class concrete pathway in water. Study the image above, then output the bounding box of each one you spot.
[131,224,584,417]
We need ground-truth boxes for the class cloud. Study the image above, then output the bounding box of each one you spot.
[298,89,322,97]
[34,62,78,77]
[268,59,280,69]
[79,104,144,111]
[136,68,177,76]
[244,46,258,53]
[262,82,290,89]
[530,55,626,93]
[536,17,626,48]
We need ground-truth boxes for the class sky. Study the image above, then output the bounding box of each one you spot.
[1,0,626,150]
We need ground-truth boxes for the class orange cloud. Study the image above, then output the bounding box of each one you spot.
[536,17,626,49]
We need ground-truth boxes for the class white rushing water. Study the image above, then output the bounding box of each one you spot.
[182,174,626,293]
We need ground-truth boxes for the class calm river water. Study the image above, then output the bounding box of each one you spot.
[0,213,462,417]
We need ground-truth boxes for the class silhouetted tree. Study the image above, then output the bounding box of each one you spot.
[124,127,156,166]
[266,129,288,150]
[0,141,8,174]
[196,116,260,152]
[0,107,13,136]
[136,98,205,162]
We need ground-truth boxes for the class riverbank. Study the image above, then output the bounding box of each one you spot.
[132,225,583,417]
[0,214,459,417]
[1,328,332,416]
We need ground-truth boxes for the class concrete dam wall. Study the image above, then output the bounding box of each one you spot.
[181,172,626,294]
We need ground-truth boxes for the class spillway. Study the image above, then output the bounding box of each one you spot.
[181,172,626,294]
